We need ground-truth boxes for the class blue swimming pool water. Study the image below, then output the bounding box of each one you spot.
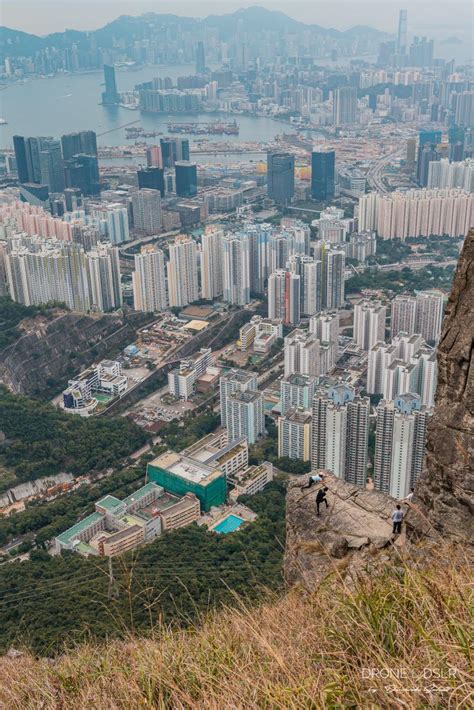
[213,514,245,534]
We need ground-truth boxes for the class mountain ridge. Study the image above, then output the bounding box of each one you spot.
[0,7,391,57]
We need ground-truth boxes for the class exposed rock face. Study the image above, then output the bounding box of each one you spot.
[284,474,399,589]
[409,230,474,544]
[0,310,151,398]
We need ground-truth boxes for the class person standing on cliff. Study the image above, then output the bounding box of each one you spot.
[316,487,329,516]
[392,505,404,534]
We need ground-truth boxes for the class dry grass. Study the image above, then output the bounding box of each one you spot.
[1,545,473,709]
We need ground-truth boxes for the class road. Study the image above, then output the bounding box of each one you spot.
[377,258,457,272]
[366,145,404,194]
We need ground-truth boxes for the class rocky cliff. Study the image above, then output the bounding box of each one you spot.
[284,475,400,589]
[409,229,474,543]
[0,310,151,398]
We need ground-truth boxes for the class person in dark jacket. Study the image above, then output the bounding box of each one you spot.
[316,487,329,516]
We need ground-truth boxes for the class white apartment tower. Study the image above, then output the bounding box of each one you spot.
[86,242,122,312]
[222,232,250,306]
[132,245,167,313]
[374,394,431,499]
[200,227,223,300]
[167,236,199,307]
[312,383,369,486]
[219,369,258,428]
[353,299,386,351]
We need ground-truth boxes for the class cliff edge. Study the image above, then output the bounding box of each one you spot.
[409,229,474,543]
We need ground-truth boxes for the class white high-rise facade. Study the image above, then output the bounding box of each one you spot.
[353,299,386,351]
[391,291,444,342]
[333,87,357,125]
[268,269,300,324]
[312,383,369,486]
[368,333,437,407]
[427,158,474,192]
[167,236,199,307]
[131,189,162,235]
[222,232,250,306]
[86,242,122,312]
[284,329,336,378]
[200,227,223,300]
[5,241,90,312]
[309,311,339,343]
[219,369,258,428]
[374,394,431,499]
[132,245,167,313]
[225,390,264,445]
[358,189,473,240]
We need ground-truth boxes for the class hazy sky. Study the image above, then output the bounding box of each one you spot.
[1,0,472,41]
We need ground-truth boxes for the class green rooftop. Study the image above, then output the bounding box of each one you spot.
[122,482,163,507]
[96,495,123,512]
[56,512,104,545]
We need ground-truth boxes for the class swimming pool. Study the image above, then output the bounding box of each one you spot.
[212,514,246,534]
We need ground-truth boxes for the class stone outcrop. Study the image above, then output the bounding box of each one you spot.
[0,309,152,398]
[409,230,474,544]
[284,474,399,589]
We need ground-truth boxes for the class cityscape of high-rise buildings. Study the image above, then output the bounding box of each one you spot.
[0,4,471,568]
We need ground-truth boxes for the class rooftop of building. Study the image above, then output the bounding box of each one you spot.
[283,374,315,387]
[149,451,223,485]
[282,408,312,424]
[95,495,123,512]
[122,482,163,509]
[56,511,103,545]
[229,462,272,484]
[220,369,257,384]
[229,390,262,404]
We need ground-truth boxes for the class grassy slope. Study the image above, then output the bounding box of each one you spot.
[1,545,472,709]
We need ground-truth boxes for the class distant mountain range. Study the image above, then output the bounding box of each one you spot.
[0,7,391,57]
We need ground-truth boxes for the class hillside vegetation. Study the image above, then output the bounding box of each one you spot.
[0,388,148,489]
[0,545,471,709]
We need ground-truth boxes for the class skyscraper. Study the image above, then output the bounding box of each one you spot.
[414,291,444,343]
[222,232,250,306]
[278,408,312,461]
[311,149,335,201]
[287,254,322,316]
[200,227,223,300]
[175,161,197,197]
[196,41,206,75]
[137,167,165,197]
[267,269,300,325]
[225,391,264,445]
[160,138,190,168]
[61,131,98,160]
[167,236,199,308]
[266,152,295,205]
[353,299,386,351]
[101,64,120,104]
[64,154,100,196]
[13,135,29,183]
[312,383,369,486]
[219,369,258,428]
[246,222,273,295]
[391,291,444,342]
[309,311,339,343]
[391,295,417,338]
[374,394,431,499]
[333,87,357,125]
[86,242,122,312]
[131,189,162,235]
[280,374,317,415]
[284,330,335,378]
[132,245,168,313]
[38,139,64,192]
[314,244,345,310]
[397,9,408,56]
[146,145,163,168]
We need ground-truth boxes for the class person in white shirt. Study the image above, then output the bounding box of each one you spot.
[301,473,325,490]
[403,488,415,504]
[392,505,404,535]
